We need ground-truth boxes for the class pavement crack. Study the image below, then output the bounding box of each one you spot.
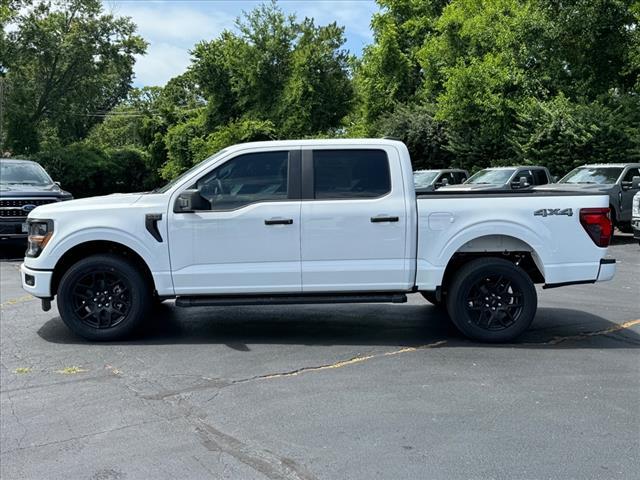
[237,340,448,382]
[2,418,173,454]
[193,418,318,480]
[524,319,640,346]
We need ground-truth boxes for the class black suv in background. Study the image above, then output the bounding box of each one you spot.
[0,159,72,241]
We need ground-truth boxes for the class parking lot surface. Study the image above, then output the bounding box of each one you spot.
[1,237,639,480]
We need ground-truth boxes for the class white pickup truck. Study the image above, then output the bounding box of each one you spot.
[21,139,616,342]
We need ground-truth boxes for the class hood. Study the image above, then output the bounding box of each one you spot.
[534,183,613,193]
[28,192,144,218]
[438,183,505,192]
[0,183,70,197]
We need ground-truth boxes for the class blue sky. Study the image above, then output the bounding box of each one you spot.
[102,1,380,87]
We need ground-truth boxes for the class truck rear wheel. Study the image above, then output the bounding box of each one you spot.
[446,258,537,343]
[57,254,151,341]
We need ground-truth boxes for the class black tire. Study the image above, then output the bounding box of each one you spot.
[57,254,151,341]
[446,257,537,343]
[420,291,442,306]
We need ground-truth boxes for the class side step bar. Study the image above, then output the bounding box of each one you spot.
[175,292,408,307]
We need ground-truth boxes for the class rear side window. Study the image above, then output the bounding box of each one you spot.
[533,169,549,185]
[313,150,391,199]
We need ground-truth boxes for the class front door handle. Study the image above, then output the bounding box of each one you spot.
[370,215,399,223]
[265,218,294,226]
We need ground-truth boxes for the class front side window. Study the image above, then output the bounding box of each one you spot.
[313,149,391,199]
[195,151,289,210]
[622,168,640,182]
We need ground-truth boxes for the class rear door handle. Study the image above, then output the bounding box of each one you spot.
[265,218,293,226]
[370,216,399,223]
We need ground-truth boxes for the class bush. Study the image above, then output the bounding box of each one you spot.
[34,144,156,198]
[378,103,452,170]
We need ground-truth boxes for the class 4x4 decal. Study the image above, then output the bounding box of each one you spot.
[534,208,573,217]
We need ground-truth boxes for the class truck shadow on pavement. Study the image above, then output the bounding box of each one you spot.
[37,303,640,349]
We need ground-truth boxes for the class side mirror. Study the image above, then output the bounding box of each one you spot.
[511,176,530,189]
[632,176,640,190]
[174,189,210,213]
[54,181,61,187]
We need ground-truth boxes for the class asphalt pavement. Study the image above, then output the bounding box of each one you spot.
[1,236,639,480]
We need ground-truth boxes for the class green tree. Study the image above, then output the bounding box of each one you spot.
[189,1,353,140]
[2,0,146,153]
[352,0,449,133]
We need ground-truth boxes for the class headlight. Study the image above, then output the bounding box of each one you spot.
[633,196,640,217]
[26,219,54,258]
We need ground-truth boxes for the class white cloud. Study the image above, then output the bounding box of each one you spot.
[105,1,235,43]
[103,0,378,87]
[132,42,192,87]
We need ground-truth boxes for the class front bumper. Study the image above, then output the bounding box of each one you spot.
[20,263,53,299]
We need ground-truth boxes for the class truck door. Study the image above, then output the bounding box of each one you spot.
[300,147,409,292]
[168,148,302,295]
[620,167,640,221]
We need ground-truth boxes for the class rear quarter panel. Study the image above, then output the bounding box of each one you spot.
[416,193,611,290]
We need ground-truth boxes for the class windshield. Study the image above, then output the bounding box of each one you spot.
[0,161,52,186]
[466,169,515,185]
[153,149,229,193]
[413,171,439,187]
[560,167,623,185]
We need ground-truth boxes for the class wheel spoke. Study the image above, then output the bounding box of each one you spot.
[464,272,524,331]
[71,269,131,330]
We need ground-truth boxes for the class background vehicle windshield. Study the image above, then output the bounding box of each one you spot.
[466,169,515,185]
[560,167,623,185]
[0,161,52,186]
[413,171,439,187]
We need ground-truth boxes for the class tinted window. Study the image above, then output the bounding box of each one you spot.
[623,168,640,182]
[195,151,289,210]
[313,150,391,199]
[453,172,467,183]
[437,172,455,186]
[532,169,549,185]
[515,169,534,185]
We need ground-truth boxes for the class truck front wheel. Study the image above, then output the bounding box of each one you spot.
[57,254,151,341]
[446,258,537,343]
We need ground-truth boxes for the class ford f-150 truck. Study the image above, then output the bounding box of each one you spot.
[1,159,72,241]
[20,139,616,343]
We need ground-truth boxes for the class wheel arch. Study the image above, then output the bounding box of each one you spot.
[51,240,156,297]
[440,234,545,295]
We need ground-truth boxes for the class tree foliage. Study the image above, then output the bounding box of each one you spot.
[2,0,146,153]
[2,0,639,197]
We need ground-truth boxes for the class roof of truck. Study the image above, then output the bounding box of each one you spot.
[577,163,640,168]
[223,138,406,150]
[481,166,548,170]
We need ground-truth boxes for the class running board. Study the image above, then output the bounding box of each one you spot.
[175,292,407,307]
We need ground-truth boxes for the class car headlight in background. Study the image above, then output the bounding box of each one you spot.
[26,220,54,258]
[633,195,640,217]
